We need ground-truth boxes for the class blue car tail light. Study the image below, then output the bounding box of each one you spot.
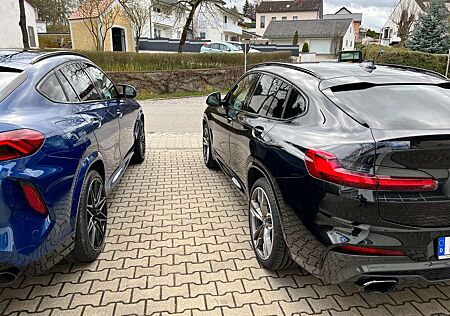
[0,129,44,161]
[20,182,48,216]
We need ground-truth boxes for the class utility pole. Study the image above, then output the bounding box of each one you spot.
[446,49,450,77]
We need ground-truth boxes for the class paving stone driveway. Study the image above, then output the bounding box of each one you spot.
[2,97,450,315]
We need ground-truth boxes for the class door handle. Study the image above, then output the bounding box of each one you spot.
[90,117,101,128]
[117,110,123,118]
[252,126,264,138]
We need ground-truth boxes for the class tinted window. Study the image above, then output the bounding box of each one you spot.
[219,44,229,51]
[84,64,118,99]
[247,75,289,119]
[210,43,219,49]
[228,73,259,110]
[283,88,306,119]
[60,63,101,101]
[332,84,450,129]
[39,73,67,102]
[56,70,78,102]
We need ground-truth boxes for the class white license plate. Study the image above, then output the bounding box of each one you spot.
[437,237,450,259]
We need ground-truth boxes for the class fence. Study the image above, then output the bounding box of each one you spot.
[139,38,299,56]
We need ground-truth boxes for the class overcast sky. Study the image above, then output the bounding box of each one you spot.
[323,0,397,30]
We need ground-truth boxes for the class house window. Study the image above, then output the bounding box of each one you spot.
[293,16,298,20]
[260,16,265,28]
[224,15,227,23]
[350,41,353,47]
[282,16,287,20]
[177,31,181,38]
[346,40,348,46]
[27,26,36,47]
[271,17,276,21]
[225,35,229,41]
[200,32,206,39]
[383,27,391,39]
[154,28,162,38]
[153,7,161,13]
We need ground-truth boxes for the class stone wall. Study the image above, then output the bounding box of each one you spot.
[107,66,245,94]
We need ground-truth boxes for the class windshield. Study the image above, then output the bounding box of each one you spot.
[228,43,243,51]
[331,84,450,129]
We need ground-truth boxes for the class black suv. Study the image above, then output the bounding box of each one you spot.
[202,62,450,292]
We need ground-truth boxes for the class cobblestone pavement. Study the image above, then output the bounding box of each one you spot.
[2,97,450,315]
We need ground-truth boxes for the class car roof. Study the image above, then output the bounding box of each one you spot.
[253,62,449,88]
[0,50,87,71]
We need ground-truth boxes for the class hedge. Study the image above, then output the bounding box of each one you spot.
[362,45,449,76]
[77,50,292,72]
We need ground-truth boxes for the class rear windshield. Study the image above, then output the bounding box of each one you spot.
[331,84,450,129]
[0,71,25,102]
[0,72,21,92]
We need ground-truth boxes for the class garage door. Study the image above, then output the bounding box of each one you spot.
[310,39,331,54]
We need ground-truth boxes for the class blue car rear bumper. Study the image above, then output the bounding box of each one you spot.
[0,152,78,274]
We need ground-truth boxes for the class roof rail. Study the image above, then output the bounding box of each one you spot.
[253,62,323,80]
[379,63,448,80]
[30,51,88,64]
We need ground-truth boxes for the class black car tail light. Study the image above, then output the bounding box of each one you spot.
[0,129,45,161]
[21,182,48,215]
[337,245,405,256]
[305,149,438,191]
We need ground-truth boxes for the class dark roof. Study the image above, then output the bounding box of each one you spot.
[254,62,448,84]
[0,51,87,70]
[263,18,352,39]
[256,0,322,14]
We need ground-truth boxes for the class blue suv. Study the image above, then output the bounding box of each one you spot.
[0,51,145,280]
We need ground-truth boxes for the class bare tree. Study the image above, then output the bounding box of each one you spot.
[19,0,30,51]
[174,0,223,53]
[331,34,343,55]
[76,0,121,50]
[390,1,416,46]
[120,0,151,52]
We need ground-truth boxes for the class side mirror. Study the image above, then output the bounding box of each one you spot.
[206,92,221,107]
[119,84,137,99]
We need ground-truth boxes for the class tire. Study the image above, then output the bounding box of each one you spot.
[131,119,145,164]
[249,177,296,270]
[67,170,107,263]
[202,121,218,169]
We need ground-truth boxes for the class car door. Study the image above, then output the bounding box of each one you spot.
[60,62,122,182]
[84,63,137,160]
[229,73,290,189]
[210,73,259,166]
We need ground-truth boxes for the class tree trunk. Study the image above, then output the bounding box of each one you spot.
[19,0,30,51]
[178,1,199,53]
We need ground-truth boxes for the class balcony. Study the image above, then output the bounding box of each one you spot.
[223,22,242,35]
[152,12,176,27]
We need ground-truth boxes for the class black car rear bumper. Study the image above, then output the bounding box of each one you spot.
[319,251,450,284]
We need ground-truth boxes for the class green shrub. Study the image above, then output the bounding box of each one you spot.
[363,45,449,76]
[75,50,292,72]
[301,42,309,53]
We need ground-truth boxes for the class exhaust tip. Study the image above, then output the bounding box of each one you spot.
[356,278,398,293]
[0,268,19,286]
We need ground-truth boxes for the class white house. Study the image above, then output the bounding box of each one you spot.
[145,0,189,39]
[195,4,243,41]
[324,7,362,43]
[263,18,355,54]
[1,0,39,49]
[143,0,243,41]
[255,0,323,37]
[381,0,450,46]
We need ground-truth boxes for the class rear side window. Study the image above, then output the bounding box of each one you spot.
[56,70,78,102]
[39,73,67,102]
[331,84,450,129]
[247,74,289,119]
[84,64,118,100]
[60,63,101,101]
[283,88,307,119]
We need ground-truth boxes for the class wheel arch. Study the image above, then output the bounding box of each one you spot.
[70,152,105,222]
